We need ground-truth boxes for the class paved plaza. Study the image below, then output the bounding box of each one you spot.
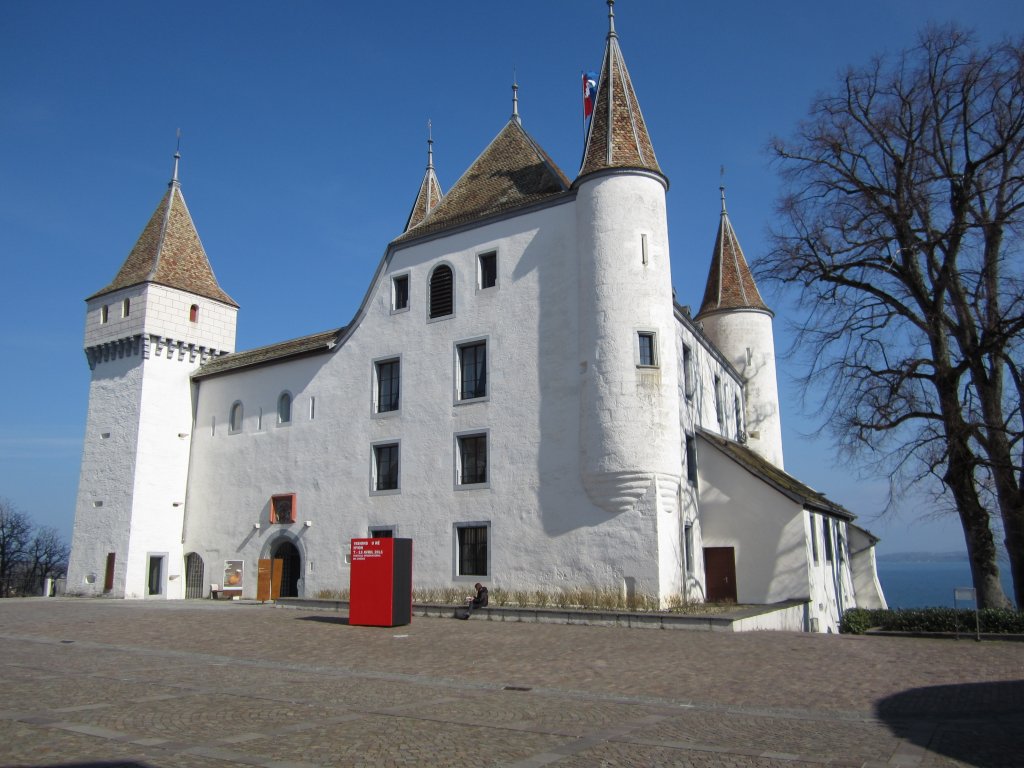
[0,599,1021,767]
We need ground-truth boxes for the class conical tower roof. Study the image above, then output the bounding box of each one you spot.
[696,189,770,319]
[394,113,569,243]
[576,1,664,185]
[404,128,444,232]
[89,155,236,307]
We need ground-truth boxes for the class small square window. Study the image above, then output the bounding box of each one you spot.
[373,443,400,492]
[375,359,400,413]
[457,341,487,401]
[478,251,497,290]
[271,493,296,524]
[638,332,657,367]
[457,433,488,486]
[392,274,409,312]
[456,523,489,577]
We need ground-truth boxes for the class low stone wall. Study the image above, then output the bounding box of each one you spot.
[275,598,811,632]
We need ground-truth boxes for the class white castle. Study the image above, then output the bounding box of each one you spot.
[68,3,886,632]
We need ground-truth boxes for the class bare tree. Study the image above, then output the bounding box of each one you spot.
[18,526,70,596]
[762,26,1024,608]
[0,498,32,597]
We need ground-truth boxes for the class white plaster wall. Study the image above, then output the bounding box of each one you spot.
[849,526,887,609]
[68,353,142,596]
[804,514,860,632]
[575,173,682,525]
[699,311,783,468]
[184,199,681,602]
[698,440,810,605]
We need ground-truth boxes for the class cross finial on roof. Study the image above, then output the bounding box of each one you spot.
[171,128,182,188]
[512,70,520,124]
[607,0,616,37]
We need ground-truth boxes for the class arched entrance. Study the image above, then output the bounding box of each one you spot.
[272,540,301,598]
[184,552,204,599]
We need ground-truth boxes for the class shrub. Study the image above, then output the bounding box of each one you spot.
[840,607,1024,634]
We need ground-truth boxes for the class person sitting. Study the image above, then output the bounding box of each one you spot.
[457,583,488,619]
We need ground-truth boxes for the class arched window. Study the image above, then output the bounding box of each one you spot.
[229,401,243,433]
[189,304,199,322]
[277,392,292,425]
[428,264,454,319]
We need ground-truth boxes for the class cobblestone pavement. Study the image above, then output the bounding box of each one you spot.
[0,599,1021,768]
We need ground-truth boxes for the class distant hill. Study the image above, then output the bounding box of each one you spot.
[877,550,1009,563]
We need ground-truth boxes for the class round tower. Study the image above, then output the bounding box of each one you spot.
[696,189,784,468]
[574,2,682,523]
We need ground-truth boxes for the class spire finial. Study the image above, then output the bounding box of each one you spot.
[512,69,520,124]
[170,128,182,187]
[427,119,434,170]
[719,165,727,214]
[607,0,616,37]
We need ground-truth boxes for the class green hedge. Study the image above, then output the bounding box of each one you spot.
[840,607,1024,635]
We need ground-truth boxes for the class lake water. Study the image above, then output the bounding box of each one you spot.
[877,560,1016,608]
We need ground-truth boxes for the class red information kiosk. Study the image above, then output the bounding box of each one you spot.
[348,537,412,627]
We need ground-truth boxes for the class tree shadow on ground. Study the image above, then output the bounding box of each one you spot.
[876,679,1024,767]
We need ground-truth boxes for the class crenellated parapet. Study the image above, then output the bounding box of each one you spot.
[85,333,229,370]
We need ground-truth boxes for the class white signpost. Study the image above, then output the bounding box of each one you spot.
[953,587,980,641]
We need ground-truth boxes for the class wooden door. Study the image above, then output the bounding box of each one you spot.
[104,553,116,593]
[704,547,737,603]
[257,559,272,602]
[271,558,284,600]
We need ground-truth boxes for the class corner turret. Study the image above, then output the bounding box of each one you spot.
[696,189,784,468]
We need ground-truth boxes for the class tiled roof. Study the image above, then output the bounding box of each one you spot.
[697,428,854,520]
[393,119,570,243]
[89,181,236,307]
[576,19,663,184]
[404,166,444,231]
[192,327,343,379]
[696,202,769,318]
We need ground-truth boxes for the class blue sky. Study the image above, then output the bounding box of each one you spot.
[2,1,1021,553]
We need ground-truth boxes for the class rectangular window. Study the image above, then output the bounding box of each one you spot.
[685,433,697,486]
[734,395,744,440]
[457,433,488,486]
[641,233,649,265]
[714,375,724,428]
[458,341,487,401]
[375,358,400,413]
[478,251,497,289]
[373,443,400,492]
[271,493,297,524]
[810,513,819,564]
[823,518,834,562]
[309,396,316,420]
[684,524,694,574]
[392,274,409,311]
[683,345,695,399]
[122,298,131,318]
[638,332,657,367]
[456,524,489,577]
[100,305,108,324]
[147,555,164,596]
[370,527,395,538]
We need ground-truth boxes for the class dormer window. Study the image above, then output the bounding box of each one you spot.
[189,304,199,323]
